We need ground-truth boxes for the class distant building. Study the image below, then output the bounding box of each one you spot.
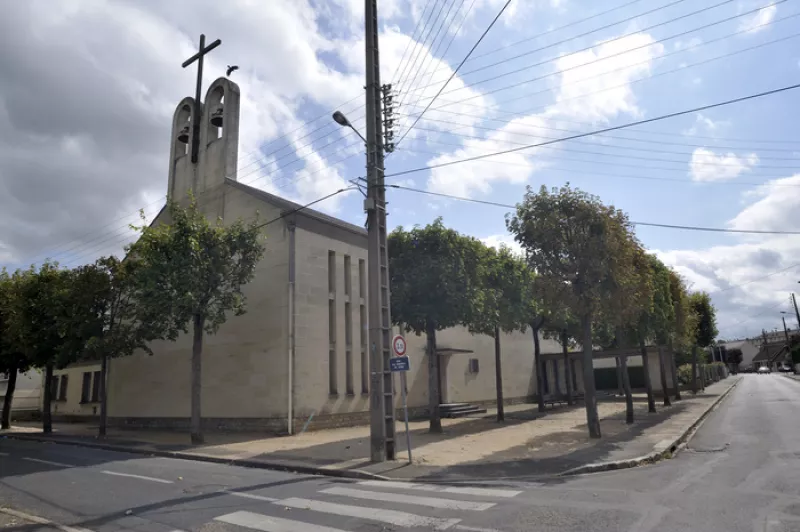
[0,369,42,419]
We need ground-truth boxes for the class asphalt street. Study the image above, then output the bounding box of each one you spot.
[1,373,798,532]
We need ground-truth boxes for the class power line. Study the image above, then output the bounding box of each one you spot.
[402,0,789,113]
[385,81,800,180]
[406,0,691,96]
[394,0,448,100]
[254,187,357,229]
[390,0,437,86]
[396,0,512,147]
[386,184,800,235]
[393,140,800,187]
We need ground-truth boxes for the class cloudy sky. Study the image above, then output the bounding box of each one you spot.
[1,0,799,340]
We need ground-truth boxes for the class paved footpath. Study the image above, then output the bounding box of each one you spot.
[0,374,795,532]
[4,378,738,482]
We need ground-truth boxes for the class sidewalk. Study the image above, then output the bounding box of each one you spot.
[1,378,739,483]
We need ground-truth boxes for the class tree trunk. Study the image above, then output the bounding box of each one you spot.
[639,337,656,413]
[562,329,573,406]
[658,346,671,407]
[615,358,624,396]
[620,355,634,424]
[532,325,545,412]
[670,346,682,401]
[99,353,108,438]
[191,314,205,444]
[494,324,504,422]
[426,319,441,433]
[691,345,698,395]
[581,313,601,438]
[2,365,18,430]
[42,363,54,434]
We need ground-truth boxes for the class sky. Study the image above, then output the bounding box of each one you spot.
[0,0,799,341]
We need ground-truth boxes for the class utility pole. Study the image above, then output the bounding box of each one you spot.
[792,293,800,329]
[364,0,395,462]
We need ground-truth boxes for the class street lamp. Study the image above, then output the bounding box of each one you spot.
[332,111,367,144]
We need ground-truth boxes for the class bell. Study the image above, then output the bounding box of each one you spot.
[210,106,224,127]
[177,125,190,144]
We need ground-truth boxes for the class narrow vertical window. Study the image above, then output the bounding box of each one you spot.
[344,255,353,395]
[328,251,337,395]
[359,259,368,393]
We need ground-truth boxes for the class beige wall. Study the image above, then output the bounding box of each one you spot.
[0,370,41,412]
[49,363,102,416]
[108,183,291,422]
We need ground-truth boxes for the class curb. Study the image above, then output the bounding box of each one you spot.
[0,433,390,482]
[558,377,742,477]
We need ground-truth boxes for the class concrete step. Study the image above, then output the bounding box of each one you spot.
[439,403,488,418]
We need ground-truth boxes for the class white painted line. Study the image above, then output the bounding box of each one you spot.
[454,525,502,532]
[321,486,495,511]
[22,457,74,468]
[215,510,347,532]
[279,497,461,530]
[358,480,522,498]
[0,451,9,456]
[101,470,173,484]
[0,507,94,532]
[223,490,279,502]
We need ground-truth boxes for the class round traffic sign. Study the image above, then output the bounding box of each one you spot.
[392,335,407,357]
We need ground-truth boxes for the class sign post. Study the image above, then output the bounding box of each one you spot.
[391,335,412,463]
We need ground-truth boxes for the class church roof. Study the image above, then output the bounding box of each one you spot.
[226,178,367,238]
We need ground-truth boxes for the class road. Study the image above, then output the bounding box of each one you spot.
[1,374,799,532]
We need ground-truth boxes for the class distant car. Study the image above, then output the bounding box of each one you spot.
[757,365,771,374]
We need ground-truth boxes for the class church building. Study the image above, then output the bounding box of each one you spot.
[101,77,591,433]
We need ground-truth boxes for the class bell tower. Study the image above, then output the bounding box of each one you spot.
[166,77,240,209]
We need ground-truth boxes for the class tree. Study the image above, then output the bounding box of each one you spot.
[129,199,264,444]
[726,347,743,373]
[6,263,77,433]
[79,257,171,437]
[507,184,643,438]
[389,219,485,433]
[0,270,31,430]
[689,292,718,348]
[468,245,529,422]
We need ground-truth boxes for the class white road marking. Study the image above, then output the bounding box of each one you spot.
[321,486,495,511]
[453,525,502,532]
[0,451,9,456]
[22,457,74,468]
[358,480,522,498]
[101,470,173,484]
[223,490,279,502]
[279,497,461,530]
[216,510,347,532]
[0,507,94,532]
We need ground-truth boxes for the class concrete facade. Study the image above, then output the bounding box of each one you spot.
[48,362,102,418]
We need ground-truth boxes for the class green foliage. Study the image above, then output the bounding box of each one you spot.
[726,347,743,366]
[468,245,531,336]
[129,198,265,336]
[81,256,169,362]
[0,270,30,375]
[389,218,484,333]
[689,292,718,347]
[506,184,644,320]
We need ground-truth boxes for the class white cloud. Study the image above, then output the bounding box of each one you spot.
[738,4,777,34]
[482,234,524,257]
[683,113,729,136]
[689,148,759,182]
[423,32,664,197]
[655,174,800,338]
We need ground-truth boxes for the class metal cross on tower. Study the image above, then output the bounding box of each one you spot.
[182,34,222,163]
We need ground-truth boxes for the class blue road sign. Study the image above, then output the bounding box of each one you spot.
[389,356,410,372]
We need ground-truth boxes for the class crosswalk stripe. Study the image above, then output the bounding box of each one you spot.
[279,497,461,530]
[101,470,173,484]
[223,490,279,502]
[22,457,74,468]
[321,486,495,511]
[357,480,522,498]
[215,510,347,532]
